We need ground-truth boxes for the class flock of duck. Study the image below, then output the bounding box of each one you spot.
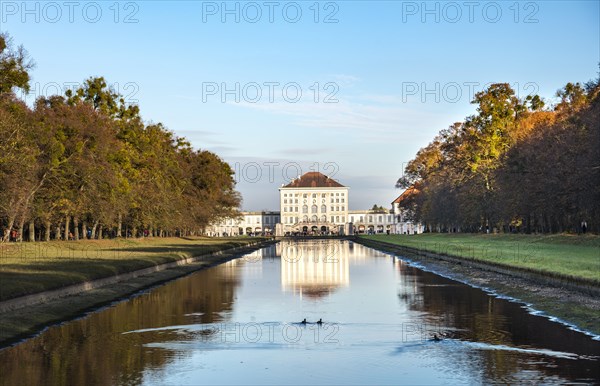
[298,318,447,342]
[299,318,323,325]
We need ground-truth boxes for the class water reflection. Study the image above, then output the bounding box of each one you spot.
[394,257,600,383]
[0,240,598,385]
[279,240,350,299]
[0,259,243,386]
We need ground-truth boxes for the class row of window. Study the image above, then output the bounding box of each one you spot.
[283,198,345,204]
[283,192,346,198]
[348,215,394,223]
[285,215,345,224]
[222,217,280,225]
[283,205,346,213]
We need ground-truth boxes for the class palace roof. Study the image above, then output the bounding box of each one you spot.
[392,185,419,204]
[282,172,345,188]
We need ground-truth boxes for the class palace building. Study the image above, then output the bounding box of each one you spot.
[206,171,423,236]
[278,171,350,236]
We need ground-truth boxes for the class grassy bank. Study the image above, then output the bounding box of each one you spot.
[361,233,600,284]
[0,236,265,302]
[0,240,273,346]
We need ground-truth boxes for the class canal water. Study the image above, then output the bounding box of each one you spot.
[0,240,598,385]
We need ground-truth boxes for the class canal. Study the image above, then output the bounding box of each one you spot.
[0,240,598,385]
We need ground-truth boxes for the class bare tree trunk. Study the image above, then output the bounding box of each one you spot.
[17,218,25,242]
[64,215,70,241]
[55,225,61,240]
[98,224,103,240]
[73,217,80,241]
[2,216,15,242]
[44,221,51,241]
[91,220,99,240]
[132,227,137,238]
[82,221,88,240]
[116,213,122,238]
[28,220,35,242]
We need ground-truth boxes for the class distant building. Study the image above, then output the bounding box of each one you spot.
[206,211,280,236]
[206,172,423,236]
[278,171,349,236]
[391,186,423,234]
[348,210,397,234]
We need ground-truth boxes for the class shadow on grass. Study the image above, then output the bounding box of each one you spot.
[0,240,260,301]
[111,242,247,255]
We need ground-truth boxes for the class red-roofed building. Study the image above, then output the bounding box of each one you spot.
[391,186,422,234]
[278,172,349,235]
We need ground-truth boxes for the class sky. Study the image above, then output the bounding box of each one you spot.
[1,0,598,211]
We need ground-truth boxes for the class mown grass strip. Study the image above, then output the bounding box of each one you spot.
[360,233,600,284]
[0,237,264,301]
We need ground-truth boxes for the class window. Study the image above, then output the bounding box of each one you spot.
[341,199,345,203]
[379,216,383,222]
[295,199,298,204]
[303,215,308,222]
[302,205,308,213]
[331,216,335,222]
[342,216,345,222]
[312,215,318,222]
[283,207,287,212]
[322,193,326,197]
[312,193,316,198]
[303,193,307,198]
[311,205,317,213]
[336,198,339,203]
[321,205,326,212]
[284,199,287,204]
[336,216,339,222]
[360,216,364,222]
[284,193,287,197]
[330,206,334,211]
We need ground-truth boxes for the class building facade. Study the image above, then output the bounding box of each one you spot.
[391,186,424,234]
[206,211,280,236]
[278,172,349,236]
[348,210,396,234]
[207,172,423,236]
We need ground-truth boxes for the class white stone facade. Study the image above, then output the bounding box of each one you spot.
[206,211,280,236]
[206,172,423,236]
[279,188,349,234]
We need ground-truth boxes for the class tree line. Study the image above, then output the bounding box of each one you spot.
[397,75,600,234]
[0,33,241,242]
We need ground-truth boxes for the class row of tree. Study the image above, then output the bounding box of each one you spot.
[396,75,600,233]
[0,33,241,242]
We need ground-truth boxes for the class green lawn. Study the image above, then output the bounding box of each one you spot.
[0,236,264,301]
[361,233,600,283]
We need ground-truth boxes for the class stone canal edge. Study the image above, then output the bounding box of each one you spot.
[353,237,600,337]
[0,239,278,348]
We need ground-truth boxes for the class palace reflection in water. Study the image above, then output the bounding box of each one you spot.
[0,240,598,385]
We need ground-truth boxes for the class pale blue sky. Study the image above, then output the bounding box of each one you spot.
[2,1,598,210]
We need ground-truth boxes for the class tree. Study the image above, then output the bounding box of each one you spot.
[0,33,34,95]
